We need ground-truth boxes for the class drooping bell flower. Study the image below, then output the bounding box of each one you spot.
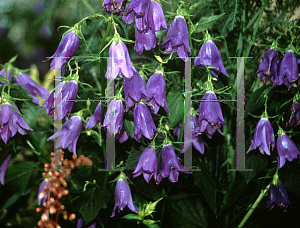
[49,31,80,70]
[103,0,127,14]
[134,27,157,55]
[274,50,299,90]
[0,102,32,144]
[286,100,300,127]
[256,48,280,83]
[102,99,124,136]
[48,115,82,155]
[133,102,158,141]
[276,131,299,169]
[132,145,157,183]
[116,127,129,143]
[37,178,51,206]
[123,0,151,32]
[14,72,49,104]
[146,71,169,114]
[156,144,191,184]
[105,40,136,79]
[0,68,13,84]
[198,91,226,138]
[0,154,11,185]
[159,16,191,62]
[123,71,148,111]
[40,80,78,120]
[194,39,229,78]
[247,118,275,155]
[86,101,102,129]
[266,180,290,211]
[147,0,167,31]
[111,172,139,217]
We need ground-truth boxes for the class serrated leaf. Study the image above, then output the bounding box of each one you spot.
[193,165,217,216]
[79,187,111,223]
[240,152,269,183]
[189,0,204,10]
[245,85,272,117]
[21,101,40,128]
[5,161,38,194]
[193,13,225,33]
[166,91,184,128]
[124,119,135,137]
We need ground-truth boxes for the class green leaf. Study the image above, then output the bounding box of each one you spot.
[193,13,225,33]
[143,220,160,228]
[124,118,135,137]
[240,152,269,183]
[279,163,300,197]
[193,164,216,216]
[78,187,111,223]
[21,101,40,128]
[166,91,184,128]
[122,214,143,221]
[5,161,38,194]
[133,177,167,201]
[245,85,272,117]
[189,0,205,10]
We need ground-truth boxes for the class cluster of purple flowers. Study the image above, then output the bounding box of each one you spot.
[247,118,299,169]
[257,47,300,90]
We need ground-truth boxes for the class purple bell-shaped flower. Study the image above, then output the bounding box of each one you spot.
[49,31,80,70]
[0,68,13,85]
[86,101,102,129]
[147,0,167,31]
[198,91,226,138]
[247,118,275,155]
[159,16,191,62]
[48,115,82,155]
[103,0,127,14]
[123,71,148,111]
[266,180,290,211]
[0,102,32,144]
[194,39,229,78]
[133,102,158,141]
[256,48,280,83]
[156,144,191,184]
[276,132,299,169]
[132,145,157,183]
[105,40,136,79]
[111,173,139,217]
[40,80,78,120]
[0,154,11,185]
[146,71,169,114]
[102,99,124,136]
[14,72,50,104]
[134,27,157,56]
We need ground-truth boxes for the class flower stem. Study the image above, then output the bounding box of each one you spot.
[238,184,270,227]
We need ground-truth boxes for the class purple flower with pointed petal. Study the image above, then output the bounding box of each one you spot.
[134,102,158,141]
[133,145,157,183]
[116,127,129,143]
[38,178,51,206]
[266,180,290,211]
[48,116,82,155]
[0,154,11,185]
[274,50,299,90]
[106,40,136,79]
[134,27,157,55]
[156,144,191,184]
[14,73,49,104]
[0,68,12,85]
[147,0,167,31]
[146,71,169,114]
[194,40,229,78]
[86,101,102,129]
[256,48,280,83]
[173,122,181,141]
[123,71,148,111]
[286,100,300,127]
[159,16,191,62]
[103,0,127,14]
[40,80,78,120]
[276,133,299,169]
[247,118,275,155]
[49,31,80,70]
[123,0,151,32]
[0,103,32,144]
[111,174,139,217]
[198,91,226,138]
[102,99,124,136]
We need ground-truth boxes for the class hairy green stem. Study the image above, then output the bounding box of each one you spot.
[238,184,270,227]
